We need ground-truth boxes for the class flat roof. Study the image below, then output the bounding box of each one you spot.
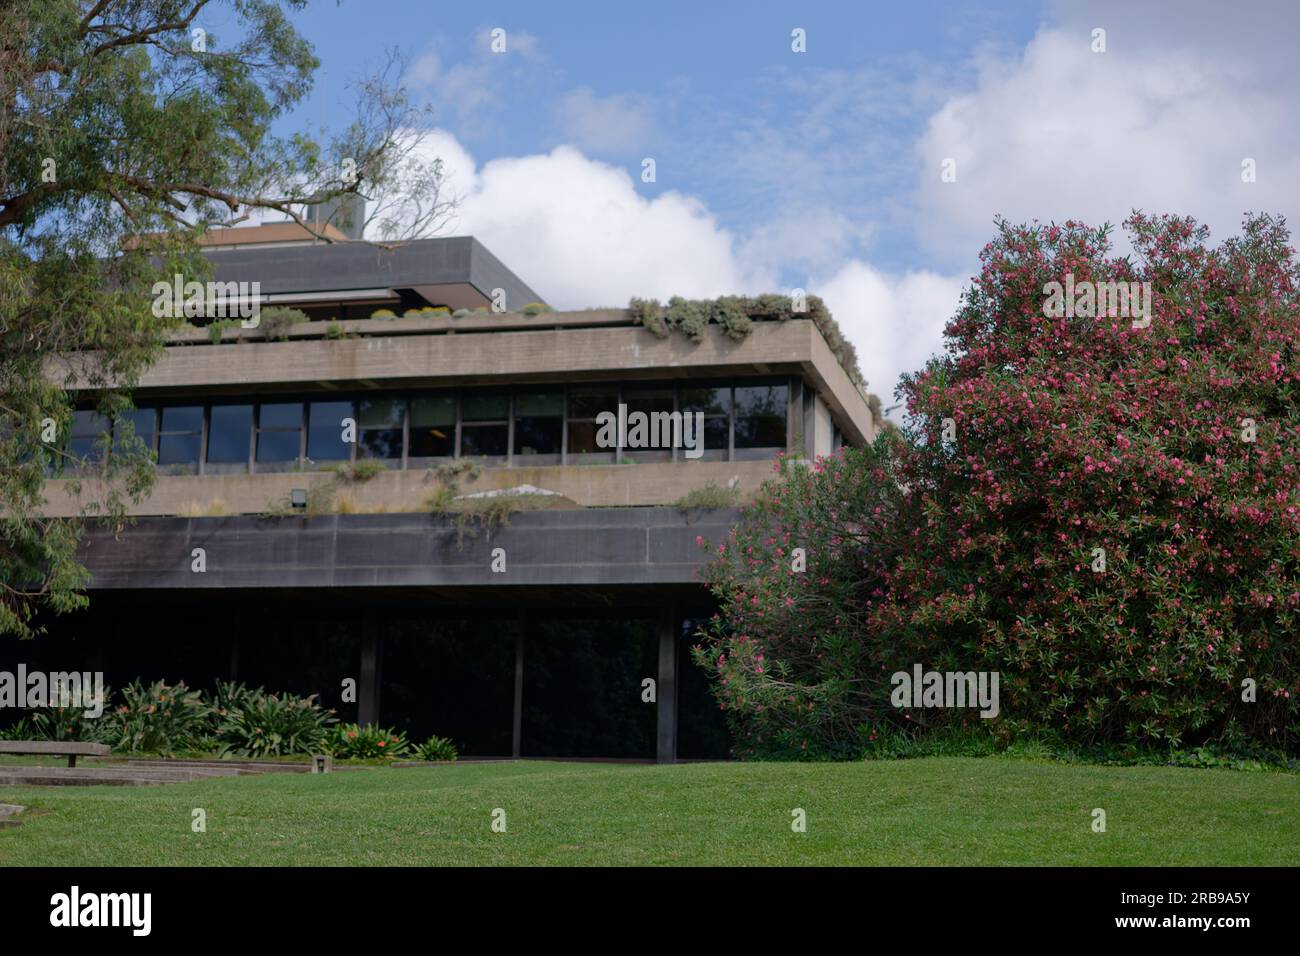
[204,235,546,311]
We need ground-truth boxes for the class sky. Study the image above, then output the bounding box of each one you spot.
[255,0,1300,409]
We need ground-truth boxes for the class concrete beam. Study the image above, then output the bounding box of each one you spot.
[75,507,740,591]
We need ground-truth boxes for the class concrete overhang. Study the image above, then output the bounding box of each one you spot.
[63,319,875,445]
[203,236,544,311]
[77,507,740,590]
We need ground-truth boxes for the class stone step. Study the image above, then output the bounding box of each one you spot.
[0,766,251,786]
[120,758,309,773]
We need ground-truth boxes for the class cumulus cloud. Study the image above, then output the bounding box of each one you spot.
[913,13,1300,265]
[376,129,959,401]
[813,262,964,405]
[415,130,773,309]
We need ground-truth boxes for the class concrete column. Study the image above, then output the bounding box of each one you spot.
[359,630,382,727]
[656,605,678,764]
[511,620,525,759]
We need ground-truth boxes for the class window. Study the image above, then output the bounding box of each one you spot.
[679,385,731,460]
[68,410,109,472]
[567,385,617,462]
[357,398,404,461]
[158,406,203,473]
[307,400,354,464]
[460,393,508,459]
[207,404,252,471]
[513,391,562,462]
[255,402,303,469]
[112,408,156,459]
[621,385,674,462]
[409,395,456,459]
[734,383,787,457]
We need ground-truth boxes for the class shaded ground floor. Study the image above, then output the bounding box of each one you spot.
[2,587,732,760]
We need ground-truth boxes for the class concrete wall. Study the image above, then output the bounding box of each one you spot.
[76,507,741,590]
[59,320,876,446]
[41,458,771,517]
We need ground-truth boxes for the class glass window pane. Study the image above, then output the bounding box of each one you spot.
[700,417,729,451]
[734,384,787,418]
[68,437,102,464]
[566,421,606,455]
[159,432,202,466]
[514,418,562,456]
[358,398,403,429]
[735,417,785,448]
[256,430,300,463]
[208,405,252,463]
[409,397,454,457]
[113,408,155,455]
[568,386,617,419]
[681,386,730,415]
[258,403,302,430]
[71,410,109,437]
[411,396,456,428]
[358,428,403,460]
[624,386,673,417]
[161,406,203,433]
[462,393,509,421]
[307,400,353,461]
[515,391,563,417]
[461,424,508,457]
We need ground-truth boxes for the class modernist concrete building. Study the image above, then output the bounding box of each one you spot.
[28,226,878,761]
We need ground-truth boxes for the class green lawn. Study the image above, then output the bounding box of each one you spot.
[0,757,1295,866]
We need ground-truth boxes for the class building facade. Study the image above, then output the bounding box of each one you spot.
[27,229,877,761]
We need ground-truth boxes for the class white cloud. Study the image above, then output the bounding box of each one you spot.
[913,22,1300,264]
[403,29,546,136]
[813,262,964,405]
[418,130,773,308]
[390,130,958,399]
[555,88,655,154]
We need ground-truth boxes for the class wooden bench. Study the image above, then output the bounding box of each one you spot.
[0,741,111,768]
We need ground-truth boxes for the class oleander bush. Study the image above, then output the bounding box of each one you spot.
[696,213,1300,759]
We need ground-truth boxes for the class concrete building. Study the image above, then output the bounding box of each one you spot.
[32,227,877,761]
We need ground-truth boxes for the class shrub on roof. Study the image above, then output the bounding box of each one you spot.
[629,297,667,337]
[521,302,552,315]
[629,293,864,384]
[370,308,397,319]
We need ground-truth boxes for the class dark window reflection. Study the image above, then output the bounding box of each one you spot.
[208,405,252,464]
[358,398,403,460]
[308,400,353,462]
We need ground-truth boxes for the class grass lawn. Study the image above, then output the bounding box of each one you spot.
[0,756,1295,866]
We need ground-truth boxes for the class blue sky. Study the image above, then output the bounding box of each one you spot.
[253,0,1300,405]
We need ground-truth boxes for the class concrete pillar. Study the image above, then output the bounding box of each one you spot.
[656,605,678,763]
[512,620,525,759]
[359,630,382,727]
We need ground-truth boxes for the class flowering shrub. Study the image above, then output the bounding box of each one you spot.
[29,685,115,743]
[697,213,1300,757]
[113,680,211,754]
[213,687,335,758]
[323,723,409,760]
